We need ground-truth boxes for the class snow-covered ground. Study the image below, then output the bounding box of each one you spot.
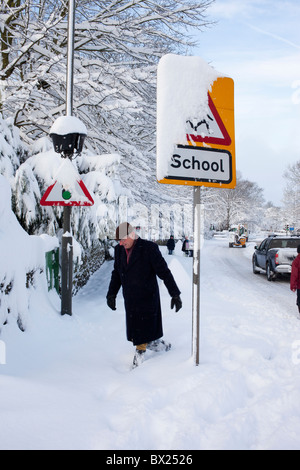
[1,237,300,450]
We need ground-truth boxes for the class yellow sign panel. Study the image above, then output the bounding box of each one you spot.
[157,76,236,189]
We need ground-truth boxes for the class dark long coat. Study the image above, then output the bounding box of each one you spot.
[166,237,175,251]
[107,237,181,345]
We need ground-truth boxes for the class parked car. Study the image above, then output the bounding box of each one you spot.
[252,235,300,281]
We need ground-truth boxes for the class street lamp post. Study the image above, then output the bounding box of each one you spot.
[66,0,75,117]
[61,0,75,315]
[42,0,91,315]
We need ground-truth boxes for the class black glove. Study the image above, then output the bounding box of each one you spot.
[171,296,182,312]
[107,295,116,311]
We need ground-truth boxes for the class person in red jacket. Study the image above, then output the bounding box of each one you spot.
[290,245,300,313]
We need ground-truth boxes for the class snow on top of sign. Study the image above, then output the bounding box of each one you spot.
[50,116,87,136]
[52,158,89,201]
[156,54,223,180]
[54,158,79,186]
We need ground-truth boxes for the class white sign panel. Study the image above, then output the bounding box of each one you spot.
[165,146,232,185]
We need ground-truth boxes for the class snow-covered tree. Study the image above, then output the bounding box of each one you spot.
[0,0,213,154]
[204,172,265,230]
[0,0,213,221]
[282,161,300,230]
[260,202,284,233]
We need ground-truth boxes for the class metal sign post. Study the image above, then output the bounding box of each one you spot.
[61,0,75,316]
[192,186,204,365]
[192,187,200,365]
[61,205,73,316]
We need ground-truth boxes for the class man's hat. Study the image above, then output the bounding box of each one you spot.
[115,222,134,240]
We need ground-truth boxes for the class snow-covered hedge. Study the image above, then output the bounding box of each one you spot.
[0,175,59,332]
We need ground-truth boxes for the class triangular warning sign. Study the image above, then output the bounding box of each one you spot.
[186,93,231,146]
[40,159,94,207]
[40,179,94,206]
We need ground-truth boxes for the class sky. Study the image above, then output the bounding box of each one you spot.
[193,0,300,206]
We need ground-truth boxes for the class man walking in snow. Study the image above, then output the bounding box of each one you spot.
[106,222,182,368]
[290,244,300,314]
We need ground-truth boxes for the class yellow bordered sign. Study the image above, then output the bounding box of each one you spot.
[157,71,236,189]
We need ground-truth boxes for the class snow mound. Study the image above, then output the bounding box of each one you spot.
[0,175,59,332]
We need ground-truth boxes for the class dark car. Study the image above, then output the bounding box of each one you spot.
[252,235,299,281]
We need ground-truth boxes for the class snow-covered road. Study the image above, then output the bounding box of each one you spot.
[202,237,296,321]
[1,236,300,450]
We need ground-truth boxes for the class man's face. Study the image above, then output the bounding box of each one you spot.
[119,232,135,250]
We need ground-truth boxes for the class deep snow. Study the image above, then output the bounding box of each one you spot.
[1,236,300,450]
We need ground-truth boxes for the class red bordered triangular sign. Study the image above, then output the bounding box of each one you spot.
[186,93,231,146]
[40,179,94,207]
